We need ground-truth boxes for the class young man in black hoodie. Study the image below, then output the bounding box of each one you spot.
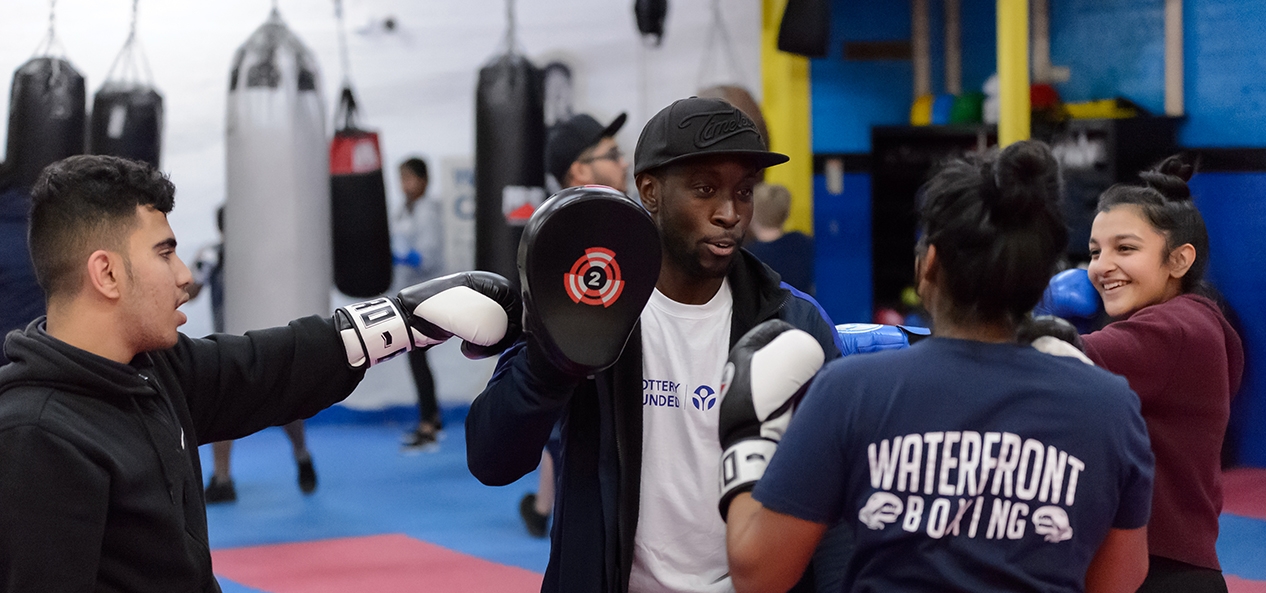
[466,97,844,593]
[0,155,518,592]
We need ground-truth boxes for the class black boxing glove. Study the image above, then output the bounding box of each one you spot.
[1017,315,1093,365]
[335,271,522,368]
[717,320,825,520]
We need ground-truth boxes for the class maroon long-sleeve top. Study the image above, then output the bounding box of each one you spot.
[1082,293,1244,570]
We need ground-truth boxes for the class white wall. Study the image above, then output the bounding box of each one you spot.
[0,0,761,405]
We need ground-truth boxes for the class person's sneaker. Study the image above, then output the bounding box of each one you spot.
[297,457,317,494]
[519,493,549,538]
[401,429,440,453]
[205,476,237,504]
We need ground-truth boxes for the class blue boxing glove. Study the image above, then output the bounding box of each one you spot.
[835,323,930,356]
[1034,269,1102,322]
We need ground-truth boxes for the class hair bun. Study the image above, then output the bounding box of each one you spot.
[988,140,1060,227]
[1140,155,1193,201]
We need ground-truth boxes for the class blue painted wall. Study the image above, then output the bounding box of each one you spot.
[813,171,872,324]
[813,0,1266,151]
[1049,0,1266,147]
[1182,1,1266,146]
[1191,172,1266,467]
[811,0,997,154]
[811,1,911,154]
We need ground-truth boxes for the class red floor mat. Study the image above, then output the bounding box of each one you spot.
[212,534,543,593]
[1224,468,1266,520]
[1229,575,1266,593]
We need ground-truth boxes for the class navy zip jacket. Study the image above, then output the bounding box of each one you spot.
[0,186,44,364]
[466,250,843,593]
[0,316,365,592]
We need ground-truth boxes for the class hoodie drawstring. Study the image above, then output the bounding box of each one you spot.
[130,395,177,505]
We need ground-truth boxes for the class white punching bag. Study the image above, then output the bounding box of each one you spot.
[224,9,331,333]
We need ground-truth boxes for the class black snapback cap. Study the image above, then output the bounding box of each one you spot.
[546,112,628,185]
[633,96,788,176]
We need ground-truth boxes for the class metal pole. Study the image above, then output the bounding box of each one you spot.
[945,0,961,95]
[1164,0,1184,116]
[912,0,931,98]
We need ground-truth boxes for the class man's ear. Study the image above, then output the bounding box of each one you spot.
[86,250,124,300]
[1168,243,1196,279]
[636,173,659,214]
[566,161,589,187]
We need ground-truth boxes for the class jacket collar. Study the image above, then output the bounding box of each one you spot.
[0,317,155,400]
[726,248,788,348]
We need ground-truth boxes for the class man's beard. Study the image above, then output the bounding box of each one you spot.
[662,231,728,281]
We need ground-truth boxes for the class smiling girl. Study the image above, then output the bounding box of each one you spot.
[1081,157,1244,592]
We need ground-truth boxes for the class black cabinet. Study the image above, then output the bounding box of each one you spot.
[870,125,995,312]
[1049,117,1181,262]
[868,117,1180,313]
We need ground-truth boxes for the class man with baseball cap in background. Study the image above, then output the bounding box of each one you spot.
[546,111,630,192]
[467,96,842,592]
[517,110,630,537]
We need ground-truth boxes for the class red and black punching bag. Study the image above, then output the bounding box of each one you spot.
[330,86,392,297]
[474,52,545,286]
[5,57,86,188]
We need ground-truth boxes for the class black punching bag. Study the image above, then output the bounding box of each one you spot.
[90,83,163,167]
[329,86,392,297]
[635,0,669,45]
[474,53,545,286]
[5,57,86,188]
[777,0,830,58]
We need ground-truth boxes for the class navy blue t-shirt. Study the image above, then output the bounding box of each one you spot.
[754,338,1154,592]
[746,232,814,295]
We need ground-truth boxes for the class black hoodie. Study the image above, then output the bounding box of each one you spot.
[0,315,365,592]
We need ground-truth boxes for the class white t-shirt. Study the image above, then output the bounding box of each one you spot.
[629,280,735,593]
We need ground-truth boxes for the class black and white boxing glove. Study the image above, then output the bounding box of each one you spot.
[1016,314,1093,365]
[335,271,523,368]
[717,320,825,520]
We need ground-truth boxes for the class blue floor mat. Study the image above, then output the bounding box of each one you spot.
[204,411,1266,589]
[202,417,551,575]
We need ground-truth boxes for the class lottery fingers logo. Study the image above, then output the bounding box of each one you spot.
[566,248,624,307]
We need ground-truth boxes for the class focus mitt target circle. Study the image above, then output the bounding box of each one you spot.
[518,185,661,376]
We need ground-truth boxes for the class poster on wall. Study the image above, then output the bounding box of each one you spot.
[442,156,476,274]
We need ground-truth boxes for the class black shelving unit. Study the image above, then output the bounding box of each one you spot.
[870,124,996,312]
[1049,117,1182,262]
[868,117,1181,313]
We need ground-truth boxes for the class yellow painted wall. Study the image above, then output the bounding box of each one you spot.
[760,0,814,235]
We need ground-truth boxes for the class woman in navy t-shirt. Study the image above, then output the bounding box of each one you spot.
[723,141,1156,593]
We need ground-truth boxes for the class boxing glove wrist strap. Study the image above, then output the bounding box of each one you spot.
[718,438,779,520]
[335,297,415,368]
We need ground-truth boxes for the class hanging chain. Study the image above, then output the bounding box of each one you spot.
[47,0,57,43]
[504,0,517,55]
[334,0,352,86]
[698,0,747,87]
[33,0,64,57]
[127,0,139,43]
